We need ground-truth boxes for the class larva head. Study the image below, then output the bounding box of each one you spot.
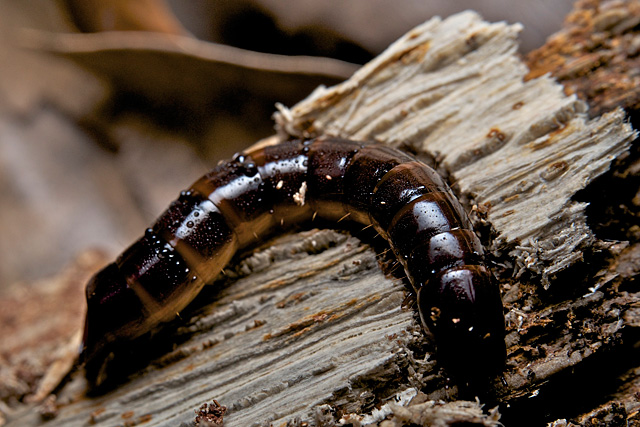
[417,265,506,381]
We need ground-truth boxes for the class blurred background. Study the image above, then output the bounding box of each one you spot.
[0,0,575,289]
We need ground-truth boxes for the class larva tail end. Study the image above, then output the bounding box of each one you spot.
[80,263,137,387]
[78,314,93,365]
[79,298,114,388]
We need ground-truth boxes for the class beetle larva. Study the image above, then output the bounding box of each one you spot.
[81,137,506,383]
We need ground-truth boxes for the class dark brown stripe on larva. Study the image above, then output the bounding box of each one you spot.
[81,137,506,386]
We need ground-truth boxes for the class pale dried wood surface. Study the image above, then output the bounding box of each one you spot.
[275,11,634,286]
[4,10,638,427]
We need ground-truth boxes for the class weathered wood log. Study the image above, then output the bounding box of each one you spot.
[525,0,640,119]
[524,1,640,425]
[2,7,639,427]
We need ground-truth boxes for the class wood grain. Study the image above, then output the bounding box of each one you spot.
[3,8,638,427]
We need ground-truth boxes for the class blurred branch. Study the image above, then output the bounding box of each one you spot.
[60,0,188,34]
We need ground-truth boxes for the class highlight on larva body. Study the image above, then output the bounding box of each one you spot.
[81,137,506,383]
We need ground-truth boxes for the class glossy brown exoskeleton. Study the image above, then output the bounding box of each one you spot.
[81,137,506,384]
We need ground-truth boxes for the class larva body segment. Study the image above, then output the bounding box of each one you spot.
[82,137,506,382]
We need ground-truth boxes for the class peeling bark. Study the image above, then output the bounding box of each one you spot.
[2,5,639,427]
